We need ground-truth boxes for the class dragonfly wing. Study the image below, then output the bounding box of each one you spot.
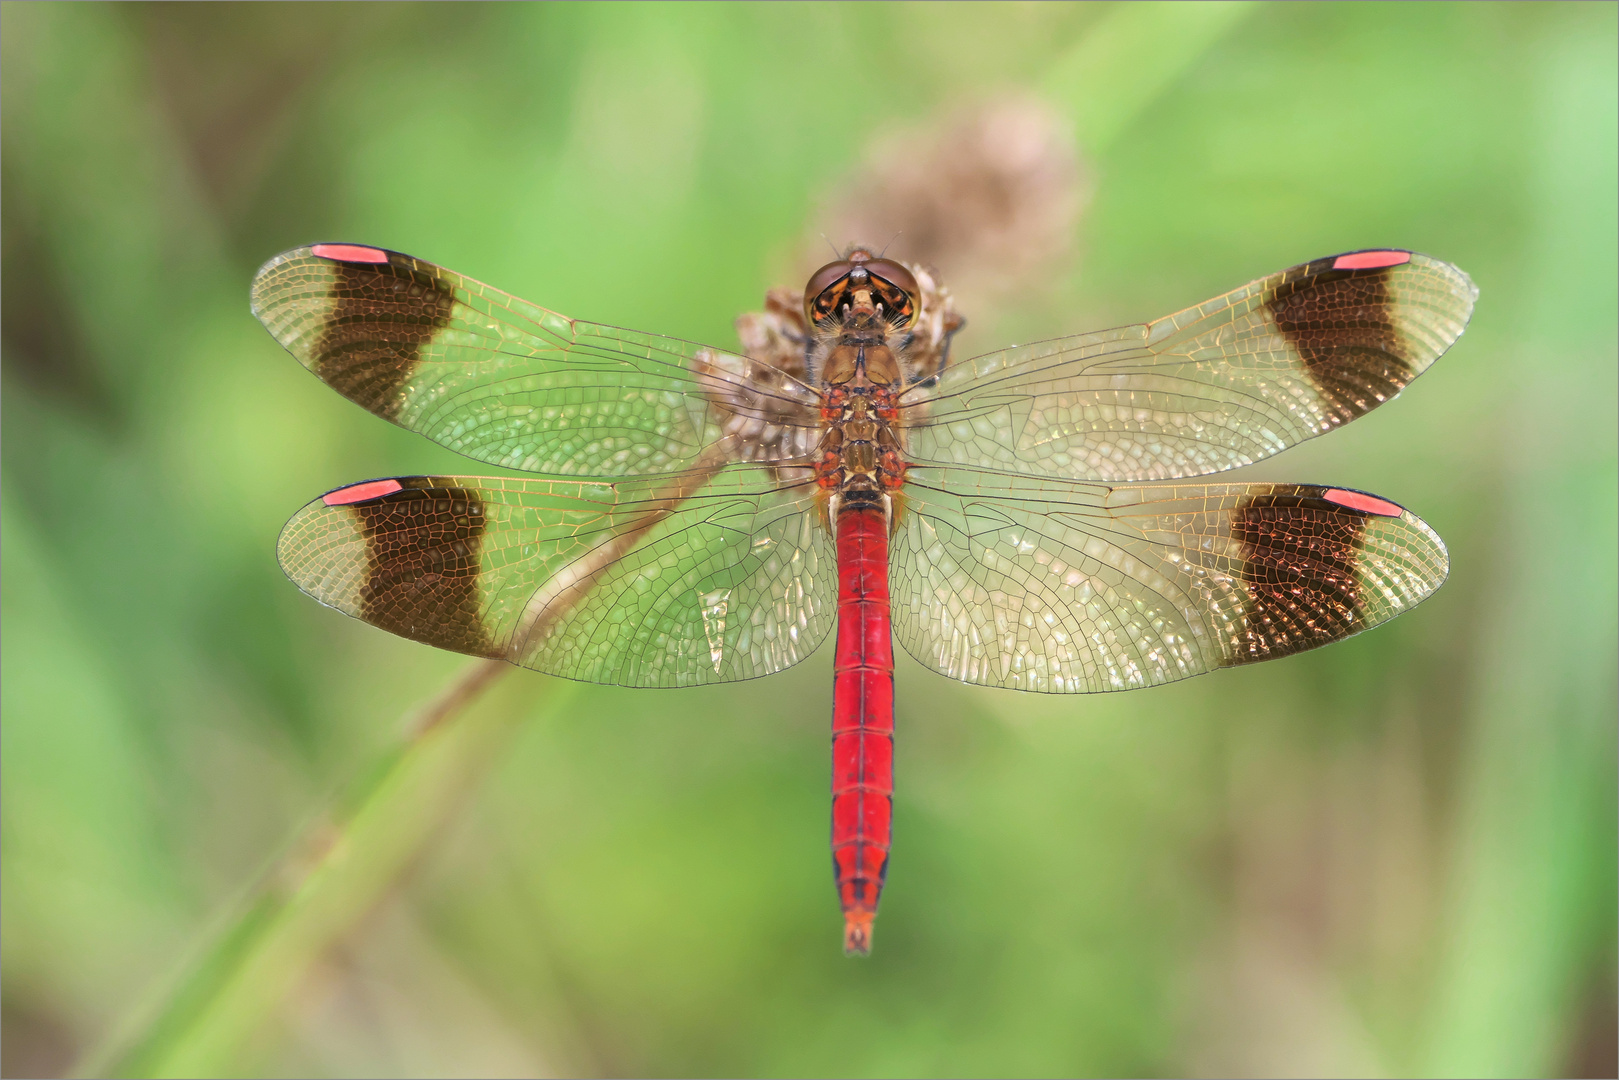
[277,466,834,686]
[891,467,1448,692]
[899,251,1476,481]
[252,245,823,477]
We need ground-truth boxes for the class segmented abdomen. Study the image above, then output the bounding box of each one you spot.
[831,503,894,955]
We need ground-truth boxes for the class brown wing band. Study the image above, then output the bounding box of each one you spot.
[1228,490,1371,664]
[1268,259,1412,424]
[313,255,456,421]
[347,478,498,657]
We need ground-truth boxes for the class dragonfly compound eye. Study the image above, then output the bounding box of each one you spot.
[862,258,919,328]
[804,257,920,328]
[805,260,855,325]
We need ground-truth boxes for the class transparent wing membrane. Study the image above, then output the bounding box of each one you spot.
[261,246,1462,691]
[891,467,1448,692]
[898,252,1476,481]
[277,467,834,687]
[252,246,823,478]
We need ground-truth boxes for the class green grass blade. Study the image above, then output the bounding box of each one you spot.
[79,662,575,1078]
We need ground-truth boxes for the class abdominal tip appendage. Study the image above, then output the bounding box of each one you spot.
[843,912,874,956]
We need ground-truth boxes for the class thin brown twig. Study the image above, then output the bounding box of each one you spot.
[403,656,512,739]
[408,446,735,742]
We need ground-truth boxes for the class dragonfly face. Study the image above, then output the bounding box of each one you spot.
[804,247,920,329]
[255,241,1475,954]
[805,248,926,390]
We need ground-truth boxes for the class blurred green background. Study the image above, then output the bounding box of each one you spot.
[3,2,1615,1077]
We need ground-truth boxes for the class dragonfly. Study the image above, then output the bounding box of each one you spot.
[253,241,1475,954]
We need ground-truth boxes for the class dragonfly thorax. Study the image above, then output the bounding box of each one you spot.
[807,303,916,386]
[815,382,906,525]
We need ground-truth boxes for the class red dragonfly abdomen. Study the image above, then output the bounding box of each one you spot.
[831,501,895,955]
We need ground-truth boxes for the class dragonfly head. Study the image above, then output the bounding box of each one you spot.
[805,247,919,330]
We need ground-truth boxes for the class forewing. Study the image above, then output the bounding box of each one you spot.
[252,245,823,477]
[899,251,1476,481]
[891,467,1448,692]
[278,466,833,686]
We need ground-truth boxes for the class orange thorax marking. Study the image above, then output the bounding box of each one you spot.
[815,385,908,499]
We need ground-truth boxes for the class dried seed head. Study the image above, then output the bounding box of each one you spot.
[817,96,1085,308]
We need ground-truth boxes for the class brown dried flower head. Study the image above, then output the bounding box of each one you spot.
[818,96,1084,307]
[696,96,1082,475]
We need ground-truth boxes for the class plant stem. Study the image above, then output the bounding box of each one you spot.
[79,456,739,1077]
[77,656,566,1078]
